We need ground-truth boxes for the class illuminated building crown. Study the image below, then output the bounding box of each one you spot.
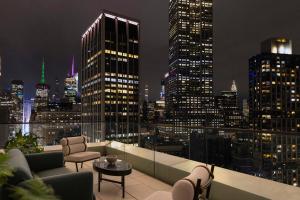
[231,80,237,92]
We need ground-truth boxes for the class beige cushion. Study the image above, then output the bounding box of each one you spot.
[61,136,87,156]
[172,179,194,200]
[65,151,100,162]
[186,166,210,188]
[67,136,86,145]
[144,191,172,200]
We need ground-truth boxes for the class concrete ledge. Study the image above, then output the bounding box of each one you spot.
[45,141,300,200]
[106,141,300,200]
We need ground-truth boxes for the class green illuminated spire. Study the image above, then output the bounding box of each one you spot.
[40,58,45,84]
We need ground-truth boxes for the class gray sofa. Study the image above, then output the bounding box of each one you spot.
[1,149,94,200]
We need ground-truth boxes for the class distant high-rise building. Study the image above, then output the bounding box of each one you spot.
[215,81,242,128]
[0,89,15,122]
[34,59,50,111]
[51,78,61,103]
[249,38,300,132]
[11,80,24,122]
[81,11,140,142]
[249,37,300,186]
[64,57,78,103]
[144,84,149,103]
[165,0,215,131]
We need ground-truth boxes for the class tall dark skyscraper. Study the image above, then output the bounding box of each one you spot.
[165,0,215,130]
[81,11,140,142]
[249,38,300,186]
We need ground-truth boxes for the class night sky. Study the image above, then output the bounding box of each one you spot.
[0,0,300,100]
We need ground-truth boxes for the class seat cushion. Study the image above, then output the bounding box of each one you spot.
[7,149,33,185]
[144,191,172,200]
[65,151,100,162]
[36,167,73,178]
[172,179,194,200]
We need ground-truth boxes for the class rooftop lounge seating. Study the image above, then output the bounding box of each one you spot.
[61,136,101,172]
[145,165,214,200]
[1,149,94,200]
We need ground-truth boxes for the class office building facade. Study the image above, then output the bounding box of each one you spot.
[81,11,140,142]
[166,0,215,131]
[249,38,300,186]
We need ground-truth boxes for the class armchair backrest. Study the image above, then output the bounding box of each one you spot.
[172,165,214,200]
[7,149,33,185]
[60,136,87,156]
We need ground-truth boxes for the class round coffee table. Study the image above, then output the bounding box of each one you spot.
[93,157,132,198]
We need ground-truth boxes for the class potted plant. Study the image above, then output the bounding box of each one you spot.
[5,131,44,154]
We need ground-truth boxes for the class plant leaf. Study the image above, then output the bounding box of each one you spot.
[0,153,13,186]
[10,178,60,200]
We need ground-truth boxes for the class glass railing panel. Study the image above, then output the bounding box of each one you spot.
[2,122,299,187]
[146,124,300,187]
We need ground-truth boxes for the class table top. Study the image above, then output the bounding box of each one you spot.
[93,157,132,176]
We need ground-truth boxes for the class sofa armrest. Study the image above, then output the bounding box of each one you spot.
[25,152,64,172]
[42,171,94,200]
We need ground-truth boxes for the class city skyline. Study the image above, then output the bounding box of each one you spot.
[1,0,300,100]
[1,0,300,190]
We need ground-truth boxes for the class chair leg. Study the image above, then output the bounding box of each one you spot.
[206,164,215,199]
[195,178,201,200]
[75,163,79,172]
[81,162,83,168]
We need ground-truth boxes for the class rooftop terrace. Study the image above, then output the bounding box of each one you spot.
[44,141,300,200]
[65,160,171,200]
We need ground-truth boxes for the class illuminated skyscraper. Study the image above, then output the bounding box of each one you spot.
[81,11,140,142]
[11,80,24,122]
[249,38,300,186]
[64,57,78,103]
[34,59,50,111]
[249,38,300,132]
[166,0,215,130]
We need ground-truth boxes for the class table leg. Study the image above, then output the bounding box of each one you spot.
[98,172,102,192]
[122,176,125,198]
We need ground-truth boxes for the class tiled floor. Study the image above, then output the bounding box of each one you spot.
[65,161,172,200]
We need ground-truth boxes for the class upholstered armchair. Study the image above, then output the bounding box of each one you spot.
[145,165,215,200]
[60,136,101,171]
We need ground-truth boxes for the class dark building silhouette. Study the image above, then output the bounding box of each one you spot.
[215,81,243,128]
[190,130,232,168]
